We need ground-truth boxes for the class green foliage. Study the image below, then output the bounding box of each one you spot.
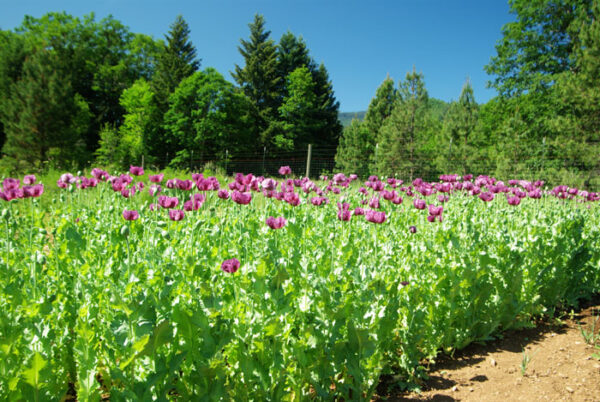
[335,119,372,176]
[0,49,90,171]
[233,14,281,149]
[437,80,479,175]
[375,69,438,178]
[164,68,257,167]
[278,66,319,150]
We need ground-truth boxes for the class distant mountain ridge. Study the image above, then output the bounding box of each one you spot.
[339,98,451,127]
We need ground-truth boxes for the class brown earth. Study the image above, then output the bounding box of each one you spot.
[377,298,600,402]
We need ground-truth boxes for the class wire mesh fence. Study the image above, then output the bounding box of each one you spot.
[147,145,600,189]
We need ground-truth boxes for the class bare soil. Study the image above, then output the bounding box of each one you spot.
[377,298,600,402]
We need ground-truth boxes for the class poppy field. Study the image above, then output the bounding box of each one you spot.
[1,167,599,400]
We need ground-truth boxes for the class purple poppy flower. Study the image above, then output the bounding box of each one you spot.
[479,192,494,202]
[337,202,351,221]
[311,196,327,206]
[23,175,36,185]
[284,192,300,206]
[368,196,380,209]
[365,210,386,224]
[60,173,76,184]
[177,179,194,191]
[261,178,278,191]
[353,207,365,216]
[169,209,185,221]
[158,195,179,209]
[123,209,139,221]
[149,184,162,196]
[266,216,287,229]
[221,258,240,273]
[149,173,164,183]
[278,165,292,176]
[392,195,403,205]
[413,199,426,210]
[428,204,443,216]
[409,225,417,234]
[129,166,144,176]
[231,191,251,205]
[507,195,521,206]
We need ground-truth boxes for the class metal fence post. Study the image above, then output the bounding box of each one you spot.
[306,144,312,178]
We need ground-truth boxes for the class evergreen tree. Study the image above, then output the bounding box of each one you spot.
[232,14,281,149]
[438,79,479,175]
[151,15,200,165]
[311,63,343,149]
[364,75,396,138]
[362,75,396,171]
[335,119,371,176]
[279,66,320,150]
[1,50,90,170]
[375,68,432,179]
[276,32,313,103]
[164,68,256,167]
[153,15,200,100]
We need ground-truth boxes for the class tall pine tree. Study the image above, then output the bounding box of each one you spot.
[1,49,90,170]
[232,14,281,149]
[438,79,479,175]
[375,68,432,179]
[151,15,200,164]
[335,119,372,176]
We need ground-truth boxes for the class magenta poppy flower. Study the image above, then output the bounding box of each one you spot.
[261,178,278,191]
[56,179,68,189]
[121,188,134,198]
[218,189,230,199]
[507,195,521,206]
[413,199,426,210]
[91,168,109,180]
[353,207,365,216]
[392,195,403,205]
[221,258,240,274]
[462,174,473,181]
[284,192,300,206]
[60,173,76,184]
[266,216,287,229]
[23,175,36,185]
[149,173,164,183]
[169,209,185,221]
[337,202,351,221]
[278,165,292,176]
[112,179,126,192]
[369,197,380,209]
[428,204,443,216]
[177,179,194,191]
[349,174,358,181]
[2,178,19,190]
[129,166,144,176]
[372,181,385,192]
[365,210,386,224]
[149,184,162,196]
[166,179,177,189]
[479,192,494,202]
[311,196,327,206]
[528,189,542,199]
[149,203,160,211]
[409,225,417,234]
[158,195,179,208]
[427,214,443,223]
[123,209,139,221]
[232,191,252,205]
[0,191,15,201]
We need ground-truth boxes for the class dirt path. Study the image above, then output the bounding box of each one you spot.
[377,300,600,401]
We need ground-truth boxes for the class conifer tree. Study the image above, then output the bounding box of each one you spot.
[439,79,479,174]
[276,32,313,103]
[232,14,281,149]
[335,119,371,176]
[375,68,432,179]
[311,63,343,149]
[364,75,396,139]
[1,50,90,169]
[151,15,200,164]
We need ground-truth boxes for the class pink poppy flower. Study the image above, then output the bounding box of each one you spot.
[60,173,76,184]
[169,209,185,221]
[337,202,351,221]
[311,196,327,206]
[122,209,139,221]
[149,173,164,183]
[413,199,426,210]
[409,225,417,234]
[278,165,292,176]
[232,191,252,205]
[353,207,365,216]
[23,175,36,185]
[428,204,443,216]
[479,192,494,202]
[221,258,240,273]
[177,179,194,191]
[266,216,287,229]
[261,178,278,191]
[365,210,386,223]
[284,192,300,206]
[218,189,230,199]
[166,179,177,189]
[149,184,162,196]
[129,166,144,176]
[507,195,521,206]
[57,179,68,189]
[158,195,179,208]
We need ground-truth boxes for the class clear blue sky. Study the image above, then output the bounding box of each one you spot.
[0,0,514,112]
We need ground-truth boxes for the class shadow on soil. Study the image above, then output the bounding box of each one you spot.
[376,293,600,401]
